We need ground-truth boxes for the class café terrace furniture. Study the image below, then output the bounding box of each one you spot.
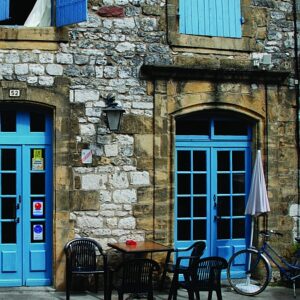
[168,256,228,300]
[107,240,173,290]
[64,238,108,300]
[167,241,206,300]
[108,258,160,300]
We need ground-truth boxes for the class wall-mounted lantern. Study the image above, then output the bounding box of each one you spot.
[102,94,125,132]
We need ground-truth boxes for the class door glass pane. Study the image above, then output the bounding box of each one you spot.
[177,220,191,240]
[217,174,230,193]
[233,151,245,171]
[177,174,190,194]
[2,174,16,194]
[30,112,45,132]
[233,219,245,238]
[217,219,230,239]
[2,198,16,219]
[177,151,190,171]
[31,173,45,194]
[233,174,245,193]
[193,220,206,240]
[177,197,191,218]
[1,111,16,132]
[2,222,16,243]
[233,196,245,216]
[193,197,206,217]
[193,151,206,171]
[2,149,16,170]
[217,196,230,217]
[193,174,206,194]
[217,151,230,171]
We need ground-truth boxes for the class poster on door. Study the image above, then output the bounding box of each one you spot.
[32,199,44,218]
[31,222,45,242]
[32,149,44,171]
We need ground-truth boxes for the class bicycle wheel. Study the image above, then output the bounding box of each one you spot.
[227,249,271,296]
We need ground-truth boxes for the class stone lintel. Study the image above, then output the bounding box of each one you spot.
[140,64,290,84]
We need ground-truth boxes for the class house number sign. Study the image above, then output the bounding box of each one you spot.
[9,89,21,97]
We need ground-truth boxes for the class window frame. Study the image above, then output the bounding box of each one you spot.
[167,0,255,51]
[0,0,87,48]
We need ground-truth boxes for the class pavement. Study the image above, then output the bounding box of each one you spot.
[0,285,298,300]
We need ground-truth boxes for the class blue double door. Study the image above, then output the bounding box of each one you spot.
[0,108,52,286]
[175,141,251,262]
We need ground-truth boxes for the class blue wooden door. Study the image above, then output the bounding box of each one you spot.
[0,108,52,286]
[175,116,251,264]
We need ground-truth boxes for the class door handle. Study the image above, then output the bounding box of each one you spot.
[213,195,217,208]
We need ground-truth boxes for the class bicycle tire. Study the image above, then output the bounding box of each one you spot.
[227,249,271,296]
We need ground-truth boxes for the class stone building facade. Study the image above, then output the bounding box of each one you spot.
[0,0,299,290]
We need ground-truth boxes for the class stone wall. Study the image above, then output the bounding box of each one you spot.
[0,0,298,288]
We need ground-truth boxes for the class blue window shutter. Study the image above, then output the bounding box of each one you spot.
[0,0,10,22]
[56,0,87,27]
[179,0,241,38]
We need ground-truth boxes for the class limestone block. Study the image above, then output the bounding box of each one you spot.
[104,144,118,157]
[76,215,103,228]
[74,89,100,103]
[39,76,54,86]
[107,217,118,228]
[70,190,100,211]
[46,64,63,76]
[15,64,29,75]
[81,174,108,190]
[110,172,129,188]
[113,189,137,203]
[118,216,136,229]
[183,81,214,94]
[80,123,96,136]
[130,171,150,185]
[99,190,112,202]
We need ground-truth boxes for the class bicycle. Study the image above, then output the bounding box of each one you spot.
[227,230,300,297]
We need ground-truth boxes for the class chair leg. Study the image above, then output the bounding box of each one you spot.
[195,291,200,300]
[187,288,194,300]
[94,274,99,293]
[118,292,123,300]
[208,290,213,300]
[66,273,72,300]
[216,288,222,300]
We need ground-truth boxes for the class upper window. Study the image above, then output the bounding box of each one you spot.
[179,0,242,38]
[0,0,87,27]
[167,0,255,51]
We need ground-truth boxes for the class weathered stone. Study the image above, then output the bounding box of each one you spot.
[70,190,100,211]
[97,6,125,17]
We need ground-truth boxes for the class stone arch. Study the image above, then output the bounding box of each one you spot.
[0,78,71,289]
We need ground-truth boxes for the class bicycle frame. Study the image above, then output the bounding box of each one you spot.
[253,240,300,282]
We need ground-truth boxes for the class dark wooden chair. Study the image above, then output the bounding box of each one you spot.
[108,258,160,300]
[167,241,206,298]
[169,256,228,300]
[64,237,108,300]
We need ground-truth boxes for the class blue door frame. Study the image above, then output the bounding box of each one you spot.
[0,108,52,286]
[174,117,252,266]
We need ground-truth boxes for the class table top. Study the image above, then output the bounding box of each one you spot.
[107,240,173,254]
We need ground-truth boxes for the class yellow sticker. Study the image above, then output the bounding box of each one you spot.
[33,149,42,159]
